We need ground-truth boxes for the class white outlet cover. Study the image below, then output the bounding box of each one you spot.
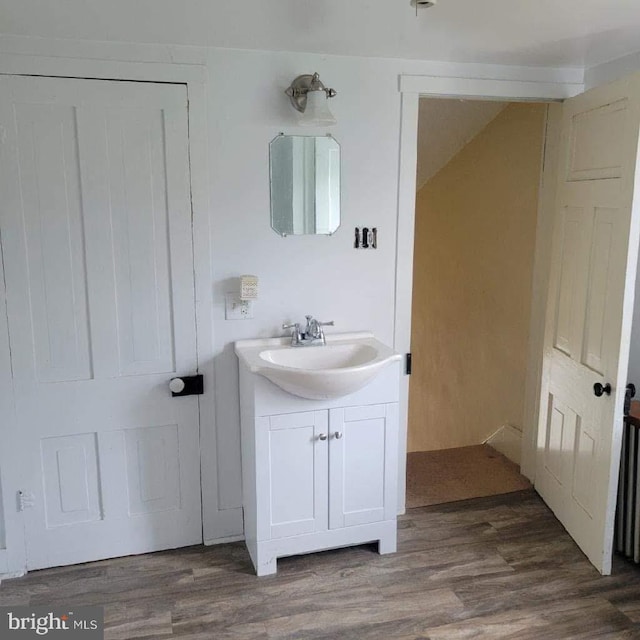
[225,293,254,320]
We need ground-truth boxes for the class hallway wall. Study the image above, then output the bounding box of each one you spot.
[408,102,547,452]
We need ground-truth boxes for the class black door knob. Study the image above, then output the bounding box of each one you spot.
[594,382,612,397]
[170,374,204,397]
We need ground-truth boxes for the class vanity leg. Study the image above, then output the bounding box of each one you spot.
[378,530,397,555]
[255,553,278,577]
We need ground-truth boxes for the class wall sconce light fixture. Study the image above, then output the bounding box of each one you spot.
[285,72,337,126]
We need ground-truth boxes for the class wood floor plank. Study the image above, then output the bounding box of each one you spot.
[104,612,173,640]
[416,597,633,639]
[2,489,640,638]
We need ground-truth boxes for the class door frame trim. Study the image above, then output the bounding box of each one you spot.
[0,55,235,576]
[394,74,584,512]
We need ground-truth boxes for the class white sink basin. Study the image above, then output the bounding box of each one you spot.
[235,332,401,400]
[261,343,378,370]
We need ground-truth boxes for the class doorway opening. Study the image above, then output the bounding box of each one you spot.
[406,98,548,508]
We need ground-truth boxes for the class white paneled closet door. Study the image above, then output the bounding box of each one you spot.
[0,76,202,570]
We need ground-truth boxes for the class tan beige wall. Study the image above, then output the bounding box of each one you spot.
[408,102,546,453]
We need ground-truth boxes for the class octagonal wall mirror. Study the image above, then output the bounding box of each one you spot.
[270,134,341,236]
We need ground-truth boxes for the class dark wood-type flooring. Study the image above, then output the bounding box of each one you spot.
[3,490,640,639]
[406,444,532,508]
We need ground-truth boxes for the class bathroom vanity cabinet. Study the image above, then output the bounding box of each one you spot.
[237,349,400,576]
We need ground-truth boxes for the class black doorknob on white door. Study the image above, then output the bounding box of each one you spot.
[593,382,612,397]
[169,374,204,397]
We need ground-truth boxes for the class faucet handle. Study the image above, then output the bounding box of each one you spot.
[313,320,334,342]
[283,322,303,344]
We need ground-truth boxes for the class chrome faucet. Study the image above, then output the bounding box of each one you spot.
[282,315,335,347]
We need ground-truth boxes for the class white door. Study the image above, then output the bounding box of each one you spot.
[0,75,202,570]
[536,72,640,574]
[329,404,398,529]
[260,411,328,540]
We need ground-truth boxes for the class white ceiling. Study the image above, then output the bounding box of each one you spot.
[416,99,506,190]
[1,0,640,68]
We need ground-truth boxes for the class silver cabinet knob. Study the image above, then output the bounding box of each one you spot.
[334,432,343,439]
[318,433,328,441]
[169,377,186,394]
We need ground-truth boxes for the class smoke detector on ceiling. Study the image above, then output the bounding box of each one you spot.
[411,0,437,7]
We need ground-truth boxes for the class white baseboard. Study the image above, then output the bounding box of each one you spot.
[204,535,244,546]
[0,570,25,583]
[484,425,522,465]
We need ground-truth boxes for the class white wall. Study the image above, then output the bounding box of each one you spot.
[585,51,640,90]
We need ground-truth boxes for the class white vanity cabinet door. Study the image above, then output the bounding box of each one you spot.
[259,410,329,540]
[329,404,398,529]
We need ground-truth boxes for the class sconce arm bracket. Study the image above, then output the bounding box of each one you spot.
[285,73,337,113]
